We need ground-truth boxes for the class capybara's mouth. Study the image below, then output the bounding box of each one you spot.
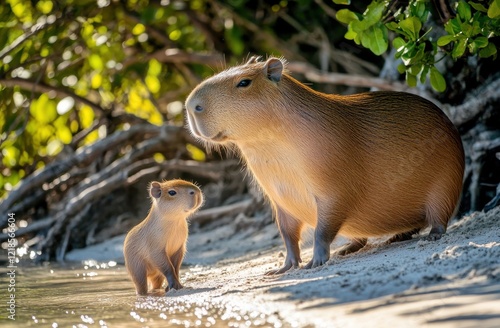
[186,193,203,213]
[186,112,202,137]
[187,112,227,142]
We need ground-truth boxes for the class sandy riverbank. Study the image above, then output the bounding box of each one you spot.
[66,206,500,327]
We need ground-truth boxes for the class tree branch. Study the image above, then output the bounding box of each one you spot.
[0,124,172,224]
[442,77,500,126]
[0,22,51,60]
[193,198,254,224]
[123,48,224,68]
[0,78,106,116]
[287,61,410,91]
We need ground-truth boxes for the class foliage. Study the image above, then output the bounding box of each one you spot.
[335,0,500,92]
[0,0,213,198]
[0,0,498,205]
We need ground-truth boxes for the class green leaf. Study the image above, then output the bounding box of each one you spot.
[479,42,497,58]
[392,37,405,51]
[410,43,425,63]
[132,23,146,35]
[88,54,104,71]
[363,1,387,25]
[399,17,422,41]
[30,94,57,124]
[445,18,462,35]
[468,40,478,54]
[56,125,72,144]
[366,26,388,55]
[420,65,430,84]
[461,22,473,37]
[91,73,102,89]
[332,0,350,4]
[336,9,359,24]
[148,59,162,76]
[471,16,482,35]
[350,20,365,33]
[386,22,399,31]
[36,0,53,14]
[409,63,423,75]
[7,0,34,23]
[2,146,20,167]
[145,75,160,93]
[457,1,472,21]
[344,26,358,41]
[411,1,429,21]
[405,71,417,87]
[452,37,467,58]
[186,144,206,161]
[397,64,406,74]
[469,2,488,12]
[488,0,500,18]
[78,105,95,129]
[361,30,370,49]
[430,67,446,92]
[437,35,456,46]
[400,41,416,65]
[473,36,488,48]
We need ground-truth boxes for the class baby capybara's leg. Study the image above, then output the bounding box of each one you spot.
[127,259,148,295]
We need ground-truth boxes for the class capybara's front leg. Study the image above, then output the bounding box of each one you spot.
[266,207,303,275]
[150,251,183,291]
[170,246,186,279]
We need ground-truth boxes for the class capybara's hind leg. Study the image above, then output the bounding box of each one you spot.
[304,207,345,269]
[387,228,421,244]
[336,238,367,256]
[424,200,451,241]
[149,271,164,290]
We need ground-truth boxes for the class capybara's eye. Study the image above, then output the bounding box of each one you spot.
[237,79,251,88]
[168,190,177,196]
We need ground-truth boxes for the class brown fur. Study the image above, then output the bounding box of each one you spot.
[123,179,203,295]
[185,56,465,273]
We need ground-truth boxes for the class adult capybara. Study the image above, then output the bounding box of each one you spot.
[185,56,464,274]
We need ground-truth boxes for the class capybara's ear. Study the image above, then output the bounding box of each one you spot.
[264,58,283,82]
[150,181,162,199]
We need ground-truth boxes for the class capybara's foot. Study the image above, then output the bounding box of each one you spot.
[303,246,330,269]
[387,228,420,244]
[424,225,446,241]
[336,238,367,256]
[168,281,183,291]
[303,256,328,269]
[265,256,300,275]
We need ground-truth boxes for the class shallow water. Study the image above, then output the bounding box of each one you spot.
[0,260,288,327]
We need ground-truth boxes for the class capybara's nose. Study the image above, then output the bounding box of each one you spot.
[185,95,204,115]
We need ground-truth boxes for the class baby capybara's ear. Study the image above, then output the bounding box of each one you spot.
[150,181,162,199]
